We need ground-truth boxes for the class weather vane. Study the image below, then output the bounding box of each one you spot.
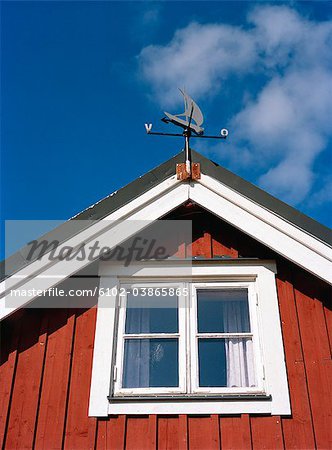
[145,89,228,180]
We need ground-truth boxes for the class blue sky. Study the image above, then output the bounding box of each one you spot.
[1,1,331,257]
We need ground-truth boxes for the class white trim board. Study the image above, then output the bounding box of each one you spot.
[189,178,332,284]
[198,174,331,259]
[1,171,331,321]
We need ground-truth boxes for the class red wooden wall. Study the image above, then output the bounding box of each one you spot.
[1,205,331,449]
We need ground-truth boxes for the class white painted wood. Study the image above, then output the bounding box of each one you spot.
[189,182,332,284]
[199,174,332,259]
[257,268,291,415]
[107,400,273,415]
[101,261,275,278]
[88,277,118,417]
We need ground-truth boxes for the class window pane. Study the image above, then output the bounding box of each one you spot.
[198,338,256,387]
[198,339,227,387]
[197,289,250,333]
[125,291,178,334]
[123,339,178,388]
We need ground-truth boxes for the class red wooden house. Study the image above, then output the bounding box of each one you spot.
[1,150,331,449]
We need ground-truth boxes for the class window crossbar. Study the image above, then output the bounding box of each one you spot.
[123,333,180,339]
[196,333,253,338]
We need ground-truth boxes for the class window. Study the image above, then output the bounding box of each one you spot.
[113,282,263,396]
[192,285,261,393]
[114,284,186,395]
[89,261,291,416]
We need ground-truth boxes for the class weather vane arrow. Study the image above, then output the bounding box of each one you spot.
[145,89,228,180]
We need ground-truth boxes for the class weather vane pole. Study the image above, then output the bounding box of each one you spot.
[145,89,228,180]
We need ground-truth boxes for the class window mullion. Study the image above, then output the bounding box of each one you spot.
[178,282,187,393]
[184,281,191,394]
[189,283,198,394]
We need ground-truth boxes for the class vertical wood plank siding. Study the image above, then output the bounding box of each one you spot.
[1,206,331,449]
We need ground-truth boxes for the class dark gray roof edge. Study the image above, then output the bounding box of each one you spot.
[191,149,332,246]
[72,151,184,221]
[1,149,331,283]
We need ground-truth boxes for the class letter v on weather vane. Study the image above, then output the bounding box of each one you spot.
[144,88,229,180]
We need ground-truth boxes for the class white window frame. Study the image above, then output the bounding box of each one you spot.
[113,282,187,396]
[190,281,265,395]
[89,260,291,416]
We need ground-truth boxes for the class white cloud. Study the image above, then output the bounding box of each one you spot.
[234,68,332,202]
[138,5,332,206]
[249,5,332,70]
[307,179,332,207]
[139,22,257,106]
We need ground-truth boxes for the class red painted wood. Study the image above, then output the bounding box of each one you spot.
[175,225,188,259]
[294,281,332,449]
[0,311,22,448]
[125,416,150,450]
[323,305,332,356]
[63,307,97,450]
[188,416,220,450]
[95,415,126,450]
[108,415,126,450]
[276,276,316,449]
[157,416,180,450]
[178,414,188,450]
[4,310,48,450]
[34,309,75,450]
[95,419,108,450]
[212,236,238,258]
[220,414,252,450]
[149,414,157,450]
[187,231,212,258]
[211,415,221,450]
[250,416,284,449]
[176,241,186,259]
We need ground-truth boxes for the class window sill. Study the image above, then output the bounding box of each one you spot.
[109,393,272,401]
[107,394,287,415]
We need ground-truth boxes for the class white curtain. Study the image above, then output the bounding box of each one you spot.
[123,306,150,388]
[223,300,256,387]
